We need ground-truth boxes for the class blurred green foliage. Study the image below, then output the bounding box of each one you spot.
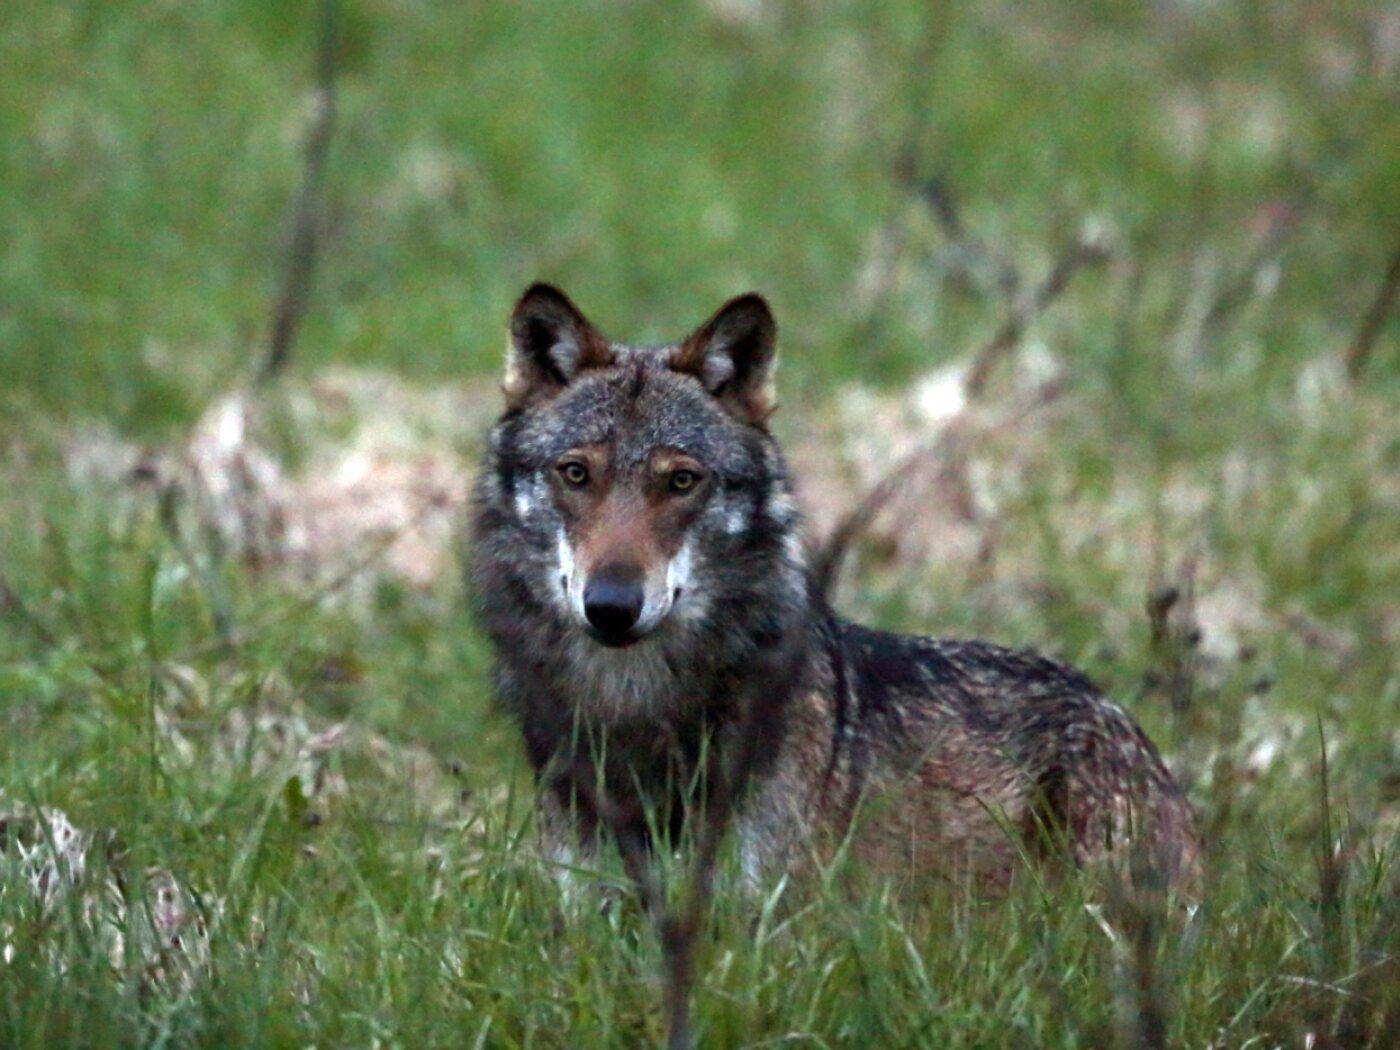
[3,0,1396,435]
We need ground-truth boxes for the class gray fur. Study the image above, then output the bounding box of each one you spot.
[469,285,1200,892]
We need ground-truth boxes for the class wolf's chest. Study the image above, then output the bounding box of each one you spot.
[552,634,689,718]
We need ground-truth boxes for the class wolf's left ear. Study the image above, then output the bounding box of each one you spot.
[504,283,615,407]
[670,294,777,423]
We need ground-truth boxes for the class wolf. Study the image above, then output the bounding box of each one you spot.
[469,283,1200,892]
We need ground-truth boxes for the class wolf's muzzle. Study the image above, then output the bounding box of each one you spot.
[583,567,645,646]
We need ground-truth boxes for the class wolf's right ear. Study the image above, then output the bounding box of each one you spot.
[504,284,614,407]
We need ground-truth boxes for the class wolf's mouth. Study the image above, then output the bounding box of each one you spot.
[585,626,644,649]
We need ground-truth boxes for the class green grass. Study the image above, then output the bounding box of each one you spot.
[3,0,1400,1046]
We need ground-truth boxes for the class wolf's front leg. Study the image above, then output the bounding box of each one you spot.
[734,780,817,893]
[536,780,603,907]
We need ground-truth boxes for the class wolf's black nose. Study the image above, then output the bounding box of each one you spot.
[583,575,644,642]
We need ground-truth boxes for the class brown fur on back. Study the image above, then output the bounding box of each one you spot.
[737,621,1199,891]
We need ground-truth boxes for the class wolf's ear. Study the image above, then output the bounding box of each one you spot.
[504,284,614,407]
[670,293,777,423]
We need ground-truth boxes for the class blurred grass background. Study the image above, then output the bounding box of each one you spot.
[5,0,1396,429]
[2,0,1399,1046]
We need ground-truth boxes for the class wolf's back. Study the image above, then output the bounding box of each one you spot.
[822,623,1200,887]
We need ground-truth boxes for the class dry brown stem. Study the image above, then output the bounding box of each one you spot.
[811,377,1065,600]
[963,231,1112,399]
[917,176,1023,301]
[1343,230,1400,380]
[1202,194,1310,337]
[258,0,340,384]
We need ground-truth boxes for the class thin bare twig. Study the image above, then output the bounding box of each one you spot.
[856,173,1024,329]
[964,231,1112,399]
[1343,230,1400,380]
[1202,194,1310,337]
[1143,551,1202,756]
[916,174,966,242]
[809,446,923,602]
[916,176,1023,301]
[810,378,1065,600]
[257,0,340,384]
[832,175,1107,597]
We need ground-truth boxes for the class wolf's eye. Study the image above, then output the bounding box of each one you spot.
[559,462,590,487]
[669,469,699,493]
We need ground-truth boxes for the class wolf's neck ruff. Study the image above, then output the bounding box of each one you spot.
[469,284,1200,891]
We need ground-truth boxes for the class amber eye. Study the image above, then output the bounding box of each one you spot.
[669,469,699,493]
[559,462,590,487]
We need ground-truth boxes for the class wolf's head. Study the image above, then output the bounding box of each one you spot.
[477,283,801,654]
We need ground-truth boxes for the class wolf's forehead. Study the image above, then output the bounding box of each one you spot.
[523,365,749,466]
